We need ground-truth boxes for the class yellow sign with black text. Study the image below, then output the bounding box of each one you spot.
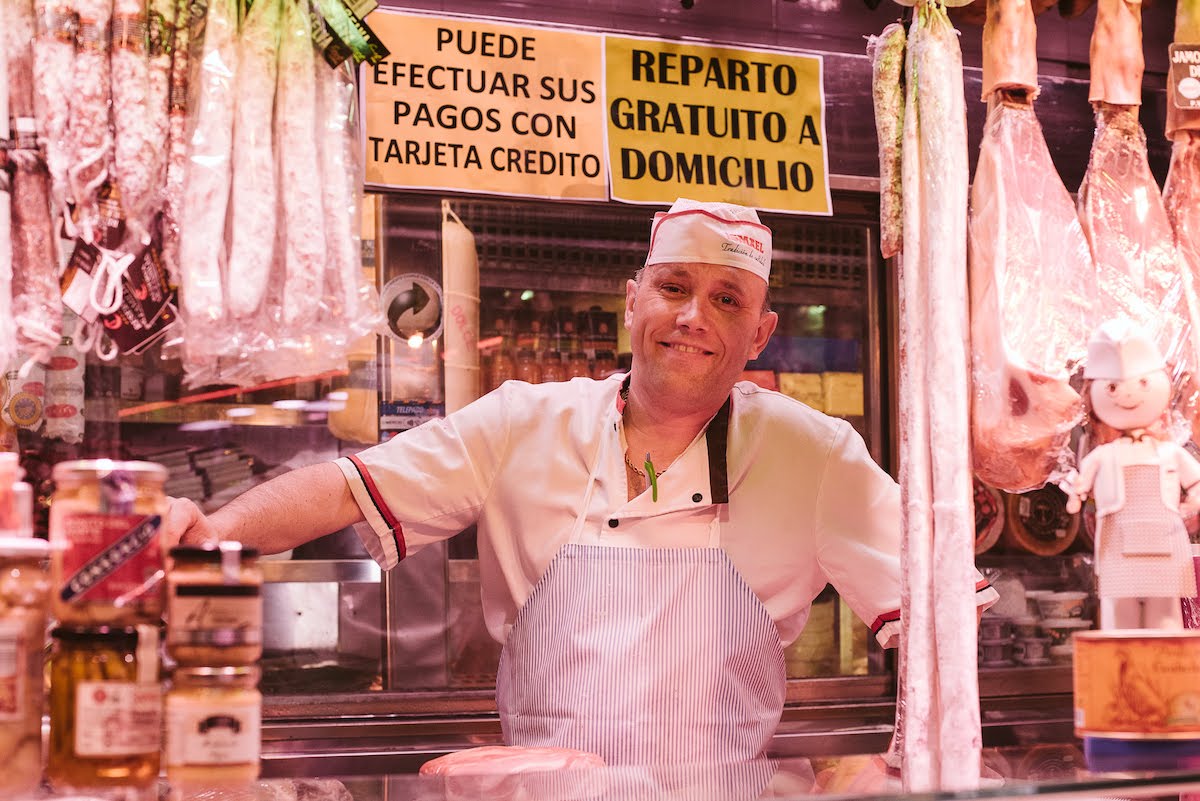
[362,11,607,200]
[360,13,830,214]
[605,36,830,215]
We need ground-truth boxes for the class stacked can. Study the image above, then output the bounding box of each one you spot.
[165,541,264,784]
[46,459,168,789]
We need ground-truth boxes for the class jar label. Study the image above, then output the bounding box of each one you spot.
[166,695,261,766]
[0,621,26,721]
[74,681,163,756]
[168,587,262,646]
[58,513,163,605]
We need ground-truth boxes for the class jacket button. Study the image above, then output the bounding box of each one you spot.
[608,518,619,528]
[692,493,703,503]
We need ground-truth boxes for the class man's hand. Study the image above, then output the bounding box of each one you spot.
[163,497,220,549]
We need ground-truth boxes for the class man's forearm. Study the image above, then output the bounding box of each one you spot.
[208,462,365,554]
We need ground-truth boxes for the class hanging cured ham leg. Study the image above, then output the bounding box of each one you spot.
[969,0,1094,493]
[1162,0,1200,435]
[1079,0,1198,410]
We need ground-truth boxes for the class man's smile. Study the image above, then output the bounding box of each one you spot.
[661,342,713,355]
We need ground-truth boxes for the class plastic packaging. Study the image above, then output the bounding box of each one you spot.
[968,97,1095,493]
[179,0,381,389]
[1078,105,1200,447]
[6,0,64,363]
[49,459,168,625]
[68,0,116,243]
[442,201,481,414]
[167,542,263,666]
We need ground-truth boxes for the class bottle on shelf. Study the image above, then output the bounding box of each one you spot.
[515,348,541,384]
[541,351,566,383]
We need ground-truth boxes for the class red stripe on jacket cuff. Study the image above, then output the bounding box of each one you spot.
[870,582,994,634]
[347,454,406,560]
[870,608,901,635]
[873,582,993,633]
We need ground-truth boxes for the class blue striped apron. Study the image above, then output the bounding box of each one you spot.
[495,432,786,766]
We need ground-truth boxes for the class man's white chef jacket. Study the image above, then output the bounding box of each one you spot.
[337,374,997,647]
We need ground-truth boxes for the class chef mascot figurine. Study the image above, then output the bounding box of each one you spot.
[1064,319,1200,630]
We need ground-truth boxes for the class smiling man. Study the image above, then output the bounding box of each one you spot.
[167,197,997,767]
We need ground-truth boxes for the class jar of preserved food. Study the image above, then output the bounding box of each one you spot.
[592,350,618,380]
[48,625,162,788]
[489,349,516,392]
[541,351,566,383]
[566,351,590,379]
[0,488,51,796]
[166,666,262,784]
[167,543,263,666]
[50,460,168,626]
[515,348,541,384]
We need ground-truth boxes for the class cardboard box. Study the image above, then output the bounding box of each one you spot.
[822,372,864,416]
[778,372,824,410]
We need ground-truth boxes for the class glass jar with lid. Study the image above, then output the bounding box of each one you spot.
[47,625,162,788]
[540,351,566,383]
[515,348,541,384]
[167,542,263,666]
[566,351,590,379]
[50,459,168,626]
[0,489,51,796]
[165,665,262,784]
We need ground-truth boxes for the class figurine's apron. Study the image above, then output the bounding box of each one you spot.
[1098,463,1197,599]
[495,416,786,766]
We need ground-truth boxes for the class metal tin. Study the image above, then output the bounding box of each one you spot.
[167,543,263,666]
[49,459,168,626]
[47,625,162,788]
[166,665,262,783]
[1074,629,1200,739]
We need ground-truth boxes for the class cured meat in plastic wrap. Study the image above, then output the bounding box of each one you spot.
[275,0,326,329]
[1163,0,1200,441]
[226,0,281,320]
[1081,108,1192,360]
[0,8,15,373]
[318,59,374,331]
[6,0,63,363]
[895,3,984,792]
[314,58,380,362]
[161,0,191,286]
[112,0,170,243]
[177,0,237,381]
[968,0,1095,493]
[31,0,76,219]
[420,746,605,776]
[68,0,115,243]
[867,23,905,259]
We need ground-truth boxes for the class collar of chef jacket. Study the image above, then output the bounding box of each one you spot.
[611,374,732,518]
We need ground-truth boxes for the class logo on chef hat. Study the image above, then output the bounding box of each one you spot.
[1083,319,1166,380]
[645,198,772,282]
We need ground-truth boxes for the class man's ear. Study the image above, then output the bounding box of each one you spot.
[624,278,638,330]
[749,310,779,360]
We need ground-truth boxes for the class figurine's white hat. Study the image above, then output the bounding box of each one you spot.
[645,198,772,282]
[1083,319,1166,380]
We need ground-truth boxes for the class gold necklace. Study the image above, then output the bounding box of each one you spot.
[624,451,665,478]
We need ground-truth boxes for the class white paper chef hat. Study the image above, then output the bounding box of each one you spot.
[1083,318,1166,380]
[645,198,772,282]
